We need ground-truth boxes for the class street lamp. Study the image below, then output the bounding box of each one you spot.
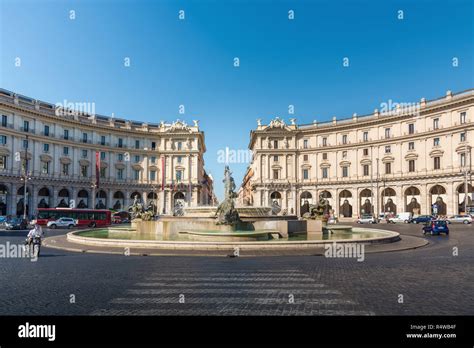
[21,134,30,220]
[91,182,97,209]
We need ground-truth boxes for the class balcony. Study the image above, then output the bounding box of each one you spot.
[116,143,127,148]
[20,127,35,134]
[1,123,14,129]
[41,131,55,137]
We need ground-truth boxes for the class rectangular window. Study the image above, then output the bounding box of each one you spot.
[363,165,370,176]
[44,125,49,136]
[273,169,279,180]
[177,141,183,150]
[100,167,106,178]
[134,155,140,163]
[64,129,69,140]
[23,139,28,149]
[151,141,156,150]
[41,161,49,174]
[303,169,309,180]
[62,163,69,176]
[460,153,466,167]
[150,171,156,181]
[1,115,7,127]
[385,128,391,139]
[322,168,328,179]
[23,120,29,132]
[118,153,124,161]
[176,170,183,182]
[0,135,6,145]
[118,138,123,148]
[82,133,88,143]
[100,152,106,160]
[81,165,88,177]
[409,160,416,172]
[322,138,327,147]
[342,151,347,158]
[303,154,308,161]
[0,155,6,169]
[408,142,415,150]
[434,157,441,170]
[461,132,466,142]
[177,156,182,163]
[408,123,415,134]
[43,143,49,152]
[135,140,140,149]
[303,139,308,149]
[363,132,368,142]
[117,168,124,179]
[460,112,466,124]
[273,140,278,149]
[385,162,391,174]
[322,153,327,160]
[363,148,369,156]
[342,135,347,144]
[101,135,106,146]
[385,145,391,153]
[273,155,278,162]
[433,138,440,146]
[342,166,348,177]
[433,118,439,130]
[63,147,69,155]
[82,149,88,158]
[151,156,156,164]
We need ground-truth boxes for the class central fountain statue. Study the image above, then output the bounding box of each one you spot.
[215,166,241,225]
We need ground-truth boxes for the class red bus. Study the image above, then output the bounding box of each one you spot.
[35,208,111,227]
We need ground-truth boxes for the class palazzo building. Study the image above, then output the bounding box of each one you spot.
[0,88,214,217]
[239,89,474,218]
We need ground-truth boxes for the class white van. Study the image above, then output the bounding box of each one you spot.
[388,212,412,224]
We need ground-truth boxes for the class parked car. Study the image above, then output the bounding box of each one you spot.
[4,218,29,230]
[446,215,472,224]
[422,220,449,235]
[378,212,395,223]
[357,214,377,224]
[411,215,434,224]
[388,212,412,224]
[47,217,77,229]
[113,216,122,224]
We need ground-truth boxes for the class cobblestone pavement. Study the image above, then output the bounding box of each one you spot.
[0,223,473,315]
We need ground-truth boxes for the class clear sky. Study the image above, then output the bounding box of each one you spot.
[1,0,473,199]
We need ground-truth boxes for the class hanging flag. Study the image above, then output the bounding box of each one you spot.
[95,151,100,188]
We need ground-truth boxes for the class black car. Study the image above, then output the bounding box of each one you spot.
[4,218,29,230]
[411,215,434,224]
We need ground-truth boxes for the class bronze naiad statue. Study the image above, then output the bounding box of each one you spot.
[302,193,329,221]
[129,195,155,221]
[215,166,241,225]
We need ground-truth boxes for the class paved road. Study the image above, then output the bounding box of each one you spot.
[0,223,473,315]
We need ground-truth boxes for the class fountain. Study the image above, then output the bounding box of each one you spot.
[66,166,401,251]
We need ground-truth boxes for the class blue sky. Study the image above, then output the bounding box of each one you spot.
[1,0,473,199]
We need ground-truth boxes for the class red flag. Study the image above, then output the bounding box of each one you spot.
[161,156,165,191]
[95,151,100,188]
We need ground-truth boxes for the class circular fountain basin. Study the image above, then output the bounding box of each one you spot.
[67,226,400,251]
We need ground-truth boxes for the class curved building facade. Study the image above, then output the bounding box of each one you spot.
[0,89,214,217]
[240,89,474,218]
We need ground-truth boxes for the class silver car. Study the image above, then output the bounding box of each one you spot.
[47,217,77,229]
[446,215,472,224]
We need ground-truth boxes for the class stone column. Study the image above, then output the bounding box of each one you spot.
[108,189,114,209]
[30,184,37,217]
[51,186,57,208]
[353,187,360,217]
